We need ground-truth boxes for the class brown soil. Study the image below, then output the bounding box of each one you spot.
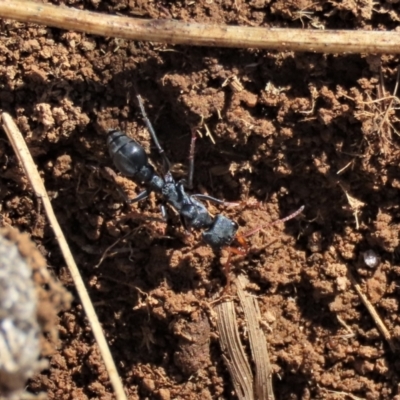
[1,1,400,399]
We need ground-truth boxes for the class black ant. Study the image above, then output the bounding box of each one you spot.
[107,95,303,288]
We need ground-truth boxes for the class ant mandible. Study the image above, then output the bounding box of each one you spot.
[107,95,304,288]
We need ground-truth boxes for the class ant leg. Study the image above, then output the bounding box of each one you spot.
[126,189,150,204]
[218,207,304,293]
[191,194,239,207]
[104,166,150,204]
[160,204,168,221]
[242,205,304,238]
[137,95,171,172]
[112,182,150,205]
[222,246,247,293]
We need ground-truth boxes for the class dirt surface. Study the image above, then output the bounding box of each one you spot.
[1,1,400,399]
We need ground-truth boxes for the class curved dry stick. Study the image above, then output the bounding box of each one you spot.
[1,113,128,400]
[0,0,399,54]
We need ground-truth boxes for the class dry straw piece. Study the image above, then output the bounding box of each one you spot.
[236,275,274,400]
[214,276,275,400]
[214,296,254,400]
[0,0,399,54]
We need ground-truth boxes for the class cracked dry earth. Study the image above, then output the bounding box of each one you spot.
[1,0,400,399]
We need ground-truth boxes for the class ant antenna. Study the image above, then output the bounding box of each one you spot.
[242,205,304,238]
[137,95,171,172]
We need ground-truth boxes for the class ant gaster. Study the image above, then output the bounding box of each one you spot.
[107,95,304,286]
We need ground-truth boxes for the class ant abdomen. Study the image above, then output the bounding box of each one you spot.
[107,129,148,178]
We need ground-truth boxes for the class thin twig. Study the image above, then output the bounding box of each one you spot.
[0,0,399,53]
[94,231,131,269]
[1,113,128,400]
[346,267,396,353]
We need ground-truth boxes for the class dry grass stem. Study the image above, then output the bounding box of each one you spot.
[345,66,400,152]
[319,385,366,400]
[347,268,396,353]
[336,315,355,337]
[338,183,365,230]
[1,113,128,400]
[0,0,400,53]
[336,160,354,175]
[375,67,400,144]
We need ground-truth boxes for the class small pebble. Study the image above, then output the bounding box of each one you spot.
[142,378,155,392]
[158,388,170,400]
[363,250,380,268]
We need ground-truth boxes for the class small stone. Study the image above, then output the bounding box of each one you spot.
[158,388,170,400]
[142,378,156,392]
[363,250,380,268]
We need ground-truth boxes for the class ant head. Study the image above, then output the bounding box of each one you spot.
[202,215,238,249]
